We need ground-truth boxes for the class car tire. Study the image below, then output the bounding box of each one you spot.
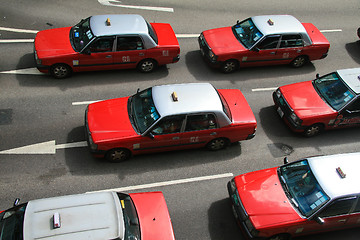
[290,56,308,68]
[206,138,228,151]
[105,148,131,162]
[303,124,324,137]
[50,63,72,79]
[268,233,292,240]
[221,60,238,73]
[137,59,157,73]
[357,27,360,39]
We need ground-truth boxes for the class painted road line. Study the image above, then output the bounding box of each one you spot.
[98,0,174,12]
[72,100,103,106]
[176,34,199,38]
[252,87,278,92]
[0,26,38,34]
[87,173,234,193]
[0,140,88,155]
[0,39,34,43]
[0,68,42,75]
[320,29,342,33]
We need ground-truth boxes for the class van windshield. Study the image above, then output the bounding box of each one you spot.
[0,204,27,240]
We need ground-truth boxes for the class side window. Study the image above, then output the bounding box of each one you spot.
[346,98,360,113]
[88,37,114,53]
[185,114,217,132]
[318,197,356,218]
[151,115,184,135]
[116,36,144,51]
[280,34,303,48]
[352,197,360,213]
[256,35,280,50]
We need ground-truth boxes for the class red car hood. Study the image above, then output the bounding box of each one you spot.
[151,23,179,47]
[130,192,175,240]
[280,81,336,118]
[218,89,257,127]
[34,27,75,58]
[202,26,247,55]
[235,167,301,228]
[86,97,137,143]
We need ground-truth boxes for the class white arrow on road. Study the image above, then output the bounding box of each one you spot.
[0,140,87,155]
[98,0,174,12]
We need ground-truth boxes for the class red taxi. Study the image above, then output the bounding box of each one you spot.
[199,15,329,73]
[0,191,175,240]
[34,14,180,78]
[85,83,257,162]
[273,68,360,137]
[228,152,360,240]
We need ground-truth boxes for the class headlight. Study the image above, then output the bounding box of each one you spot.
[208,50,217,61]
[276,88,281,98]
[34,50,42,65]
[290,112,302,126]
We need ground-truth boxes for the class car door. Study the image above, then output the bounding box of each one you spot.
[300,197,357,235]
[112,36,146,69]
[244,35,281,66]
[278,34,305,63]
[336,97,360,128]
[76,36,115,71]
[135,115,185,154]
[179,113,219,148]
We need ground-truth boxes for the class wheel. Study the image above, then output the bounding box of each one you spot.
[357,27,360,39]
[206,138,228,151]
[303,124,323,137]
[290,56,307,68]
[137,59,157,73]
[221,60,238,73]
[268,233,291,240]
[50,64,72,79]
[105,148,131,162]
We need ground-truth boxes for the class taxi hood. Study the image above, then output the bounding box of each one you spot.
[202,26,247,55]
[280,81,336,118]
[34,27,75,58]
[130,192,175,240]
[235,167,301,229]
[86,97,138,143]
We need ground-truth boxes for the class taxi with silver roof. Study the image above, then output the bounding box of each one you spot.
[198,15,330,73]
[273,68,360,137]
[34,14,180,78]
[85,83,257,162]
[228,152,360,240]
[0,191,175,240]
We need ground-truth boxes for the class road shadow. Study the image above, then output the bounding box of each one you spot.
[15,54,170,90]
[345,41,360,64]
[185,50,316,83]
[64,126,242,180]
[208,198,245,240]
[259,106,360,158]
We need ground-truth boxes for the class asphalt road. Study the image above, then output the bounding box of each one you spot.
[0,0,360,239]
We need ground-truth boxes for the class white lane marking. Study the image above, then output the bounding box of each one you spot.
[176,34,199,38]
[252,87,278,92]
[0,39,34,43]
[98,0,174,12]
[0,26,38,34]
[0,140,87,154]
[72,100,102,106]
[320,29,342,33]
[87,173,234,193]
[0,68,42,75]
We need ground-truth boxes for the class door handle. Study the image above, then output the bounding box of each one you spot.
[270,52,276,55]
[210,132,217,136]
[105,55,112,58]
[139,52,145,56]
[172,137,179,140]
[338,219,346,223]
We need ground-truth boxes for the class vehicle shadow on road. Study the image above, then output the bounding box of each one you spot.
[208,198,245,240]
[184,50,316,83]
[345,41,360,64]
[64,126,243,180]
[259,106,360,158]
[15,53,170,90]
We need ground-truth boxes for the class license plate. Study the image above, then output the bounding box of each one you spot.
[277,107,284,118]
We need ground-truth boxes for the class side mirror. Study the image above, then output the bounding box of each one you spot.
[13,198,20,206]
[316,73,320,79]
[137,88,140,93]
[314,216,325,225]
[283,157,289,164]
[148,132,155,139]
[252,47,260,52]
[82,49,91,55]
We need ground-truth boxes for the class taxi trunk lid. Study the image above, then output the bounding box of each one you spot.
[302,23,330,46]
[151,23,179,47]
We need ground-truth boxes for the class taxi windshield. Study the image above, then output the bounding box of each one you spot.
[279,160,329,217]
[117,193,140,240]
[232,18,263,49]
[0,204,27,240]
[313,72,355,111]
[71,17,95,52]
[131,88,160,134]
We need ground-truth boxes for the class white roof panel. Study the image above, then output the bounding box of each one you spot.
[252,15,307,36]
[337,68,360,94]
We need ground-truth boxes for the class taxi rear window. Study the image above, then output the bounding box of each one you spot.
[147,22,158,44]
[217,91,232,121]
